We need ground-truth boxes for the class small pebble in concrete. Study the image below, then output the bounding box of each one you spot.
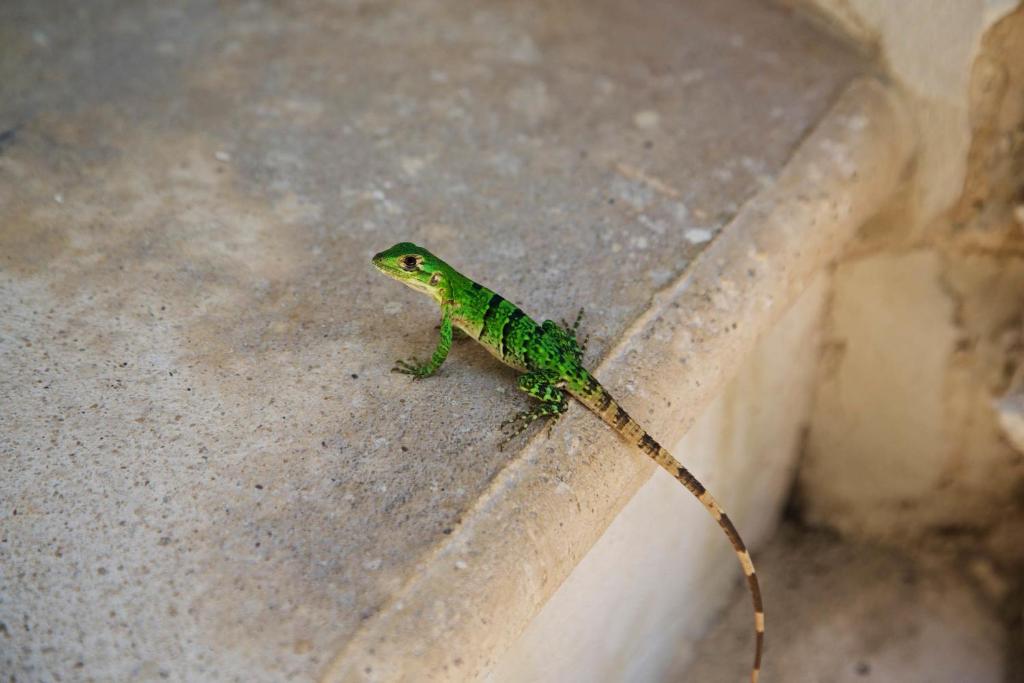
[685,228,714,244]
[633,110,660,129]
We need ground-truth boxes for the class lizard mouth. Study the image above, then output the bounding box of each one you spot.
[371,253,400,277]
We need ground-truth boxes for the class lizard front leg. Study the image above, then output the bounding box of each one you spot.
[499,370,568,448]
[393,306,453,379]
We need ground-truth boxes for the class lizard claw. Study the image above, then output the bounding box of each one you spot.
[392,358,433,379]
[499,409,532,432]
[497,422,529,449]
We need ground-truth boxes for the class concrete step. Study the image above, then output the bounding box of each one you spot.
[0,0,904,681]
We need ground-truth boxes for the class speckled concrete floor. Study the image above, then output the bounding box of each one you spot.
[679,525,1015,683]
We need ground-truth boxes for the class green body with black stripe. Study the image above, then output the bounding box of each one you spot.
[371,242,765,682]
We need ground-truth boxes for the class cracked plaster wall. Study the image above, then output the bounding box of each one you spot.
[797,4,1024,556]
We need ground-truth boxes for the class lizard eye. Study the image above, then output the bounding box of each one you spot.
[400,255,419,271]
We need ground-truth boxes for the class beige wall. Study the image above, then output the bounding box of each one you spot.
[802,250,1024,536]
[795,3,1024,546]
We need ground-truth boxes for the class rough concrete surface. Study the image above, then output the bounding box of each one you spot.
[1,1,867,681]
[680,526,1008,683]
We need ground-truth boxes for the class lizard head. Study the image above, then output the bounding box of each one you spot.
[372,242,451,303]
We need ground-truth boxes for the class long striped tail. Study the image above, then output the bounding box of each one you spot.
[571,377,764,683]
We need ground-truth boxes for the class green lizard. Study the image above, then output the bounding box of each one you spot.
[372,242,764,682]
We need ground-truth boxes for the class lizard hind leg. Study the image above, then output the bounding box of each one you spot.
[498,371,568,449]
[558,308,589,362]
[560,307,585,337]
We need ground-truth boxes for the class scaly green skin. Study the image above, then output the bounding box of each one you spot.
[372,242,764,682]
